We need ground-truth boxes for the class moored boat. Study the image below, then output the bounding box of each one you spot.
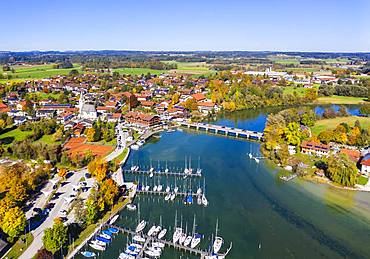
[157,228,167,239]
[81,251,96,258]
[135,220,147,232]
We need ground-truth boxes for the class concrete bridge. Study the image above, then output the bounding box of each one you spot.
[179,122,264,141]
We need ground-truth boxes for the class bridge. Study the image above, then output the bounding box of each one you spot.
[179,122,264,141]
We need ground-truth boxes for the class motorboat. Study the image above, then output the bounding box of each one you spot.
[99,233,111,240]
[129,243,143,250]
[205,255,225,259]
[164,193,171,201]
[185,195,193,205]
[202,194,208,207]
[172,227,182,244]
[102,229,113,236]
[108,227,119,234]
[81,251,96,258]
[254,157,260,163]
[96,235,111,243]
[135,220,147,232]
[179,232,187,245]
[191,233,202,248]
[170,192,176,201]
[157,228,167,239]
[152,241,165,248]
[89,243,105,251]
[109,214,119,224]
[165,186,170,193]
[147,225,157,236]
[119,253,136,259]
[144,250,161,257]
[131,144,139,150]
[184,235,192,246]
[127,204,137,211]
[213,236,224,253]
[133,235,146,243]
[91,239,106,247]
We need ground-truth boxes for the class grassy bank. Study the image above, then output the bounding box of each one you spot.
[311,116,370,135]
[315,95,368,105]
[5,233,34,259]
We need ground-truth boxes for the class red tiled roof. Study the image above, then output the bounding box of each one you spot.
[301,141,329,151]
[340,149,361,162]
[191,93,206,101]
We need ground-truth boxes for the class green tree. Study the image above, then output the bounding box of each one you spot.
[1,206,26,242]
[42,219,68,254]
[326,154,357,187]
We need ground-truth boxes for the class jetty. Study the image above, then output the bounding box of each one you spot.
[123,168,202,177]
[137,189,199,197]
[110,225,208,258]
[179,122,264,141]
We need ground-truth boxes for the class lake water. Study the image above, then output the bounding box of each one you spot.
[78,106,370,259]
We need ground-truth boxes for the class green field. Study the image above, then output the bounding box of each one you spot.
[164,61,213,75]
[1,63,82,80]
[0,128,60,146]
[310,116,370,135]
[315,95,368,105]
[283,85,319,96]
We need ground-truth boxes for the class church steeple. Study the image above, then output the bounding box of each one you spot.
[78,92,84,115]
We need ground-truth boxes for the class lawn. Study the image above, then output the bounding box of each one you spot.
[283,85,319,96]
[0,128,33,146]
[111,147,129,165]
[28,92,62,100]
[5,232,34,259]
[357,175,369,185]
[315,95,368,105]
[1,63,82,80]
[36,134,61,145]
[310,116,370,135]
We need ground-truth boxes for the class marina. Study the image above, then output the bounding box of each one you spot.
[123,168,202,178]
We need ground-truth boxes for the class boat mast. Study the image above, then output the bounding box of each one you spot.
[215,218,219,237]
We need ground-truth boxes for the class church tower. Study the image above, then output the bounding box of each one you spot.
[78,92,84,117]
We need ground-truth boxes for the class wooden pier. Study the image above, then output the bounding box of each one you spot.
[110,224,209,258]
[123,169,202,178]
[180,122,264,141]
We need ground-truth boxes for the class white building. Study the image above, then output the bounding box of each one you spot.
[78,92,98,120]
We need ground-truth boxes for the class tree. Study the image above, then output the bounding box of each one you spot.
[86,127,96,142]
[182,98,198,111]
[304,88,318,101]
[58,168,67,178]
[42,219,68,254]
[283,122,301,146]
[326,154,357,187]
[36,248,54,259]
[7,181,28,204]
[0,119,5,130]
[1,206,26,242]
[69,69,79,76]
[99,179,119,207]
[85,195,99,225]
[94,161,108,182]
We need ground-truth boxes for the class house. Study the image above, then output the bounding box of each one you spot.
[106,113,122,123]
[0,103,9,113]
[340,149,361,163]
[197,102,217,114]
[301,141,330,157]
[16,101,28,111]
[140,100,155,109]
[13,116,27,125]
[36,108,56,119]
[191,93,206,102]
[360,153,370,175]
[124,111,160,127]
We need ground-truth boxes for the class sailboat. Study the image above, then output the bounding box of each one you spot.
[184,156,189,174]
[164,193,171,201]
[165,185,170,193]
[135,220,147,233]
[179,221,187,245]
[164,161,169,173]
[170,192,176,201]
[202,178,208,207]
[174,178,179,193]
[158,228,167,239]
[157,178,163,192]
[196,156,202,175]
[190,214,202,248]
[172,211,182,244]
[213,219,224,253]
[147,225,157,236]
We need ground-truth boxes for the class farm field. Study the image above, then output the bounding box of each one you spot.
[315,95,368,105]
[310,116,370,135]
[0,128,60,146]
[166,61,213,75]
[112,67,164,75]
[1,63,82,80]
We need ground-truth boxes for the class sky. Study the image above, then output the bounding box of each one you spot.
[1,0,369,52]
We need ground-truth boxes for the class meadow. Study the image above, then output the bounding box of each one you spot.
[315,95,368,105]
[310,116,370,135]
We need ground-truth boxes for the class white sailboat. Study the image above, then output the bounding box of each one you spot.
[165,185,170,193]
[135,220,147,233]
[158,228,167,239]
[147,225,157,236]
[190,214,201,248]
[164,161,169,173]
[109,214,119,224]
[133,235,145,243]
[170,192,176,201]
[172,211,182,244]
[213,219,224,253]
[202,178,209,207]
[164,193,171,201]
[196,156,202,175]
[184,235,192,246]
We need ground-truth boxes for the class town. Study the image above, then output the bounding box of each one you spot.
[0,50,369,258]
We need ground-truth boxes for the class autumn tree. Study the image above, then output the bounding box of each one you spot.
[36,248,54,259]
[58,168,67,178]
[86,127,96,142]
[1,206,26,242]
[7,181,28,204]
[42,218,68,254]
[284,122,302,146]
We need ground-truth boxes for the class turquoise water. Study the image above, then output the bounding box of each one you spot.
[78,108,370,259]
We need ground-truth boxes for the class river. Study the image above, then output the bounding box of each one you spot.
[78,106,370,259]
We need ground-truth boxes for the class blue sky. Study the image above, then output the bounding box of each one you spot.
[1,0,369,52]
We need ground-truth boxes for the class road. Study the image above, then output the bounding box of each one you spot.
[20,169,88,259]
[19,123,128,258]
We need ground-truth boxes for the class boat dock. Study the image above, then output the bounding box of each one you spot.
[180,122,264,141]
[137,189,199,197]
[109,224,209,258]
[123,169,202,177]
